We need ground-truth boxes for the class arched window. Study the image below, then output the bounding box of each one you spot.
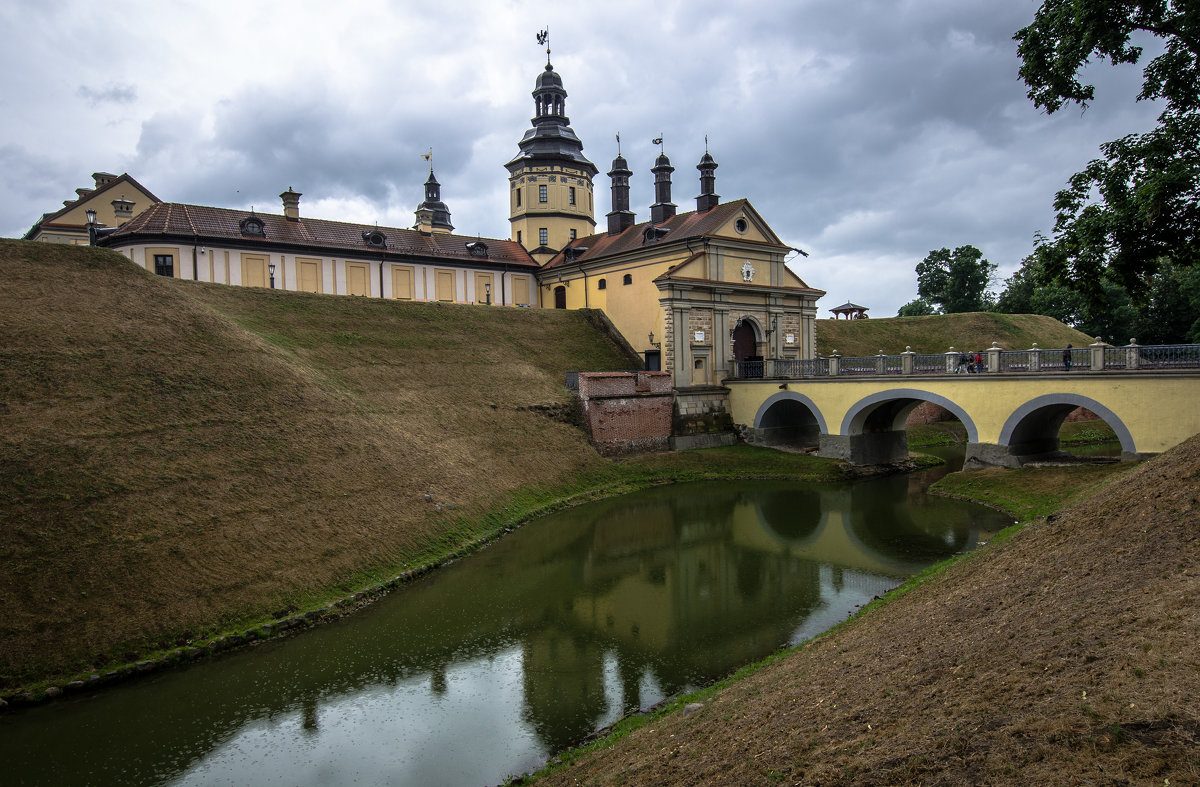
[623,273,632,285]
[597,278,606,290]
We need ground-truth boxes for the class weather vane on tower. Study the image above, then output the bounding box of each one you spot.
[536,28,550,65]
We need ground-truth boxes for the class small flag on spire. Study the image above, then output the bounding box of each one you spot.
[652,137,663,145]
[536,29,548,46]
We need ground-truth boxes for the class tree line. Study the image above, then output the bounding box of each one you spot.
[898,1,1200,346]
[899,245,1200,345]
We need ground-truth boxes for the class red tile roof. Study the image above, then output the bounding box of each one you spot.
[541,199,774,270]
[105,203,537,268]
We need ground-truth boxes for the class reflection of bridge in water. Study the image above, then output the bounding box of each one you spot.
[729,346,1200,466]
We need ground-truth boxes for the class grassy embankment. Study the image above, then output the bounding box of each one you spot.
[0,240,1137,698]
[525,436,1199,785]
[815,311,1096,357]
[0,240,852,691]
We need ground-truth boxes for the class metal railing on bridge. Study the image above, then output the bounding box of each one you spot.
[727,341,1200,380]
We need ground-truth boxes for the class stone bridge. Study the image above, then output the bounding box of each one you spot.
[727,368,1200,467]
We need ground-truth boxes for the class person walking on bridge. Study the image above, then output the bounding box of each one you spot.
[1063,344,1073,371]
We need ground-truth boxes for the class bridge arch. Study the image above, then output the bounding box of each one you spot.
[751,391,827,450]
[828,389,980,465]
[840,389,979,440]
[997,393,1136,463]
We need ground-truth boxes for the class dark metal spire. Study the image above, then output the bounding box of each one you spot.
[650,138,676,224]
[607,134,635,235]
[696,139,719,213]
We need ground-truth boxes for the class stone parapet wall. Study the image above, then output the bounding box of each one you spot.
[674,386,730,417]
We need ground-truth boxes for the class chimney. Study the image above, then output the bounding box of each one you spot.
[606,153,636,235]
[280,187,302,221]
[696,151,719,213]
[650,153,676,224]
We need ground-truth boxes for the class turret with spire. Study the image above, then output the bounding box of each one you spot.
[607,135,635,235]
[414,166,454,235]
[506,29,598,262]
[649,139,676,224]
[696,141,719,213]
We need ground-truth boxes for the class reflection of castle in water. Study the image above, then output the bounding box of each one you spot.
[19,478,999,784]
[516,478,993,750]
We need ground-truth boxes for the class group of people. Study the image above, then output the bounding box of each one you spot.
[954,351,985,374]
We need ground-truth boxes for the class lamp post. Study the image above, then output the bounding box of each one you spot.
[85,208,97,246]
[485,281,491,305]
[268,262,276,289]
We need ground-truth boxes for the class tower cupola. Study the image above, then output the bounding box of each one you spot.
[505,53,598,262]
[414,169,454,234]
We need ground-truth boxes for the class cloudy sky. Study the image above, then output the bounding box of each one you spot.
[0,0,1163,316]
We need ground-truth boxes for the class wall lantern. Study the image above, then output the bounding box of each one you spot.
[268,261,277,289]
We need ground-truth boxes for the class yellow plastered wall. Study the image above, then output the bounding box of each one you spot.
[391,265,414,300]
[297,257,323,293]
[434,269,456,302]
[710,210,773,245]
[48,181,159,235]
[548,252,685,351]
[509,165,595,251]
[474,271,496,304]
[511,274,533,307]
[242,254,269,289]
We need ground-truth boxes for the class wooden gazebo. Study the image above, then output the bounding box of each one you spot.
[830,301,869,320]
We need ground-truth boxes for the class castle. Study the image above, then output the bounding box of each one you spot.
[30,57,824,387]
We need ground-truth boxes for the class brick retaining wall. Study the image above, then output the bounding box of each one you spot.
[577,372,673,455]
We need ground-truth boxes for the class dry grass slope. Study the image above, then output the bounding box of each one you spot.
[816,312,1096,358]
[538,434,1200,786]
[0,240,632,684]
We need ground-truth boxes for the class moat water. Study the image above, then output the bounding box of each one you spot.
[1,447,1014,786]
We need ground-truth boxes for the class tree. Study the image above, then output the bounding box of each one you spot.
[1015,1,1200,299]
[897,298,936,317]
[995,254,1138,342]
[915,245,997,313]
[995,253,1200,344]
